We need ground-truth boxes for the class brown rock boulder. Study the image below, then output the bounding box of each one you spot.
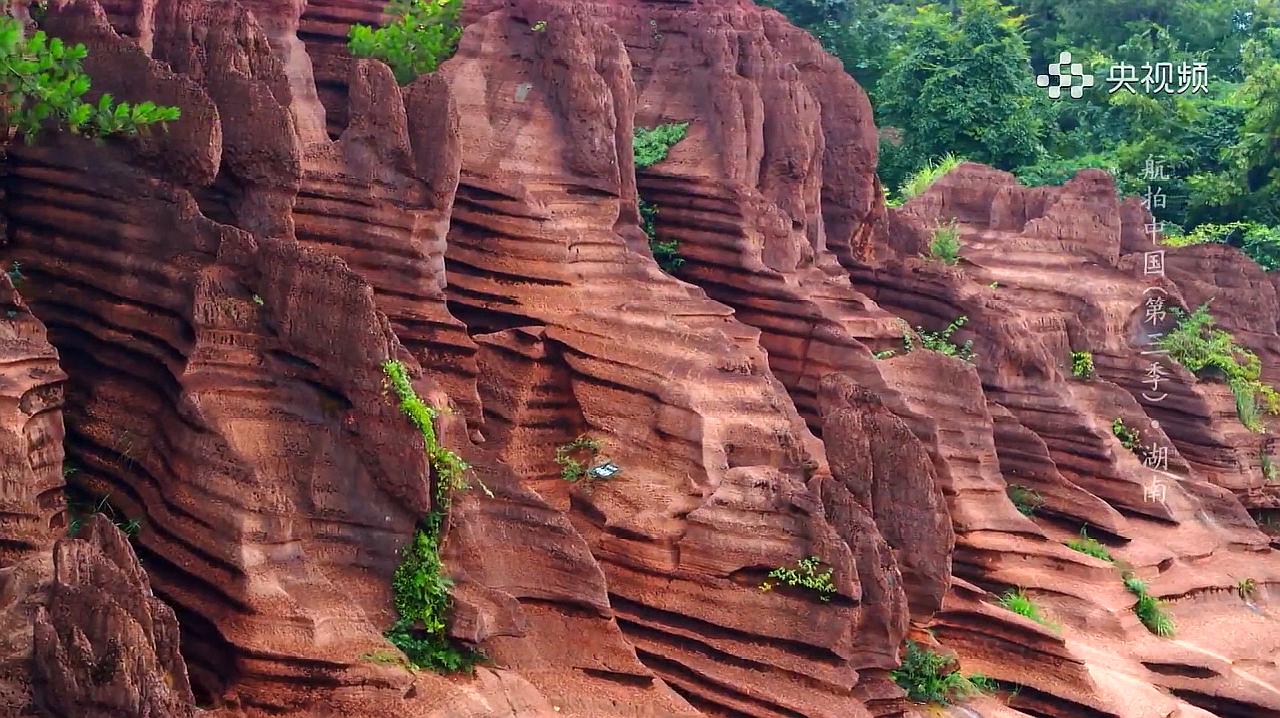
[33,514,194,717]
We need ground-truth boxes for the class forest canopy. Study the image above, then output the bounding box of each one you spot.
[762,0,1280,269]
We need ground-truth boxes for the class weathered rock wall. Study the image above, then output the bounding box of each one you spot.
[1,1,1279,717]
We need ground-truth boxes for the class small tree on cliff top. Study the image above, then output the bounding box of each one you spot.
[348,0,463,85]
[0,13,180,143]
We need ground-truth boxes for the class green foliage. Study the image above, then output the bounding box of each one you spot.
[531,20,547,32]
[1111,418,1141,453]
[380,359,478,672]
[1237,577,1258,601]
[633,122,689,169]
[873,348,897,360]
[251,294,264,306]
[347,0,462,85]
[1163,221,1280,270]
[1065,527,1113,562]
[64,490,141,539]
[997,588,1059,631]
[898,153,964,203]
[555,434,603,483]
[0,16,181,142]
[1157,305,1280,431]
[891,640,992,705]
[1071,350,1095,379]
[759,556,837,601]
[5,261,22,287]
[764,0,1280,247]
[639,198,683,273]
[928,222,961,265]
[876,0,1046,191]
[1006,484,1044,517]
[903,315,975,363]
[1123,572,1175,637]
[633,123,690,272]
[360,648,417,671]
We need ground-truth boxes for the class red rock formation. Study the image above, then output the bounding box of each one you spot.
[0,273,66,717]
[33,514,194,718]
[2,0,1280,717]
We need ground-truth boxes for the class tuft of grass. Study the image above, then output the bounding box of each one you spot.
[380,359,480,672]
[360,648,417,672]
[897,153,964,202]
[1237,577,1258,601]
[996,588,1059,631]
[1071,350,1095,379]
[1006,484,1044,517]
[1065,527,1113,562]
[760,556,837,601]
[64,489,141,539]
[1233,379,1262,432]
[891,640,992,705]
[1123,572,1175,637]
[873,349,897,360]
[928,222,961,265]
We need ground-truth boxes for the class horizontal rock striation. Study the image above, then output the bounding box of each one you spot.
[2,0,1280,717]
[861,163,1280,716]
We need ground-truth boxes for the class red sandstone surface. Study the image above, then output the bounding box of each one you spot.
[1,1,1278,717]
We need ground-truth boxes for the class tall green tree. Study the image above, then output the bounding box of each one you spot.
[876,0,1047,190]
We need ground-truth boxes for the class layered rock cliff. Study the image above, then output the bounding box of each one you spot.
[1,1,1279,717]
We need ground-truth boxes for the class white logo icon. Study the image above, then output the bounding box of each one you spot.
[1037,51,1095,99]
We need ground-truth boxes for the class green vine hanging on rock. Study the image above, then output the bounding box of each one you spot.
[633,121,689,273]
[380,359,479,672]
